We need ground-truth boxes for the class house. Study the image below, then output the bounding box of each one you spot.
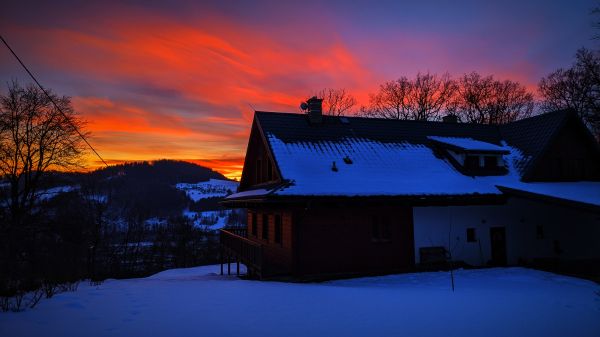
[221,97,600,279]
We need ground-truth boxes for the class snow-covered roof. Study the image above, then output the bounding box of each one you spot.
[226,109,598,203]
[428,136,508,153]
[497,182,600,208]
[227,135,525,199]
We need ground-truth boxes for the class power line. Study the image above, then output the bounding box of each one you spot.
[0,34,109,167]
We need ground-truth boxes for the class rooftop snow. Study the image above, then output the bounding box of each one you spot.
[244,134,524,197]
[428,136,508,152]
[497,182,600,207]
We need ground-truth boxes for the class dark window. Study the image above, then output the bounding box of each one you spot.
[251,213,257,236]
[466,228,476,242]
[536,225,544,240]
[267,160,273,181]
[274,214,282,244]
[262,214,269,240]
[484,156,498,169]
[465,155,480,170]
[256,159,262,183]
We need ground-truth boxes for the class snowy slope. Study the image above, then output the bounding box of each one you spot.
[1,266,598,337]
[183,209,233,230]
[176,179,238,202]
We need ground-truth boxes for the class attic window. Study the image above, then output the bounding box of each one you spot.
[267,160,273,181]
[256,159,262,183]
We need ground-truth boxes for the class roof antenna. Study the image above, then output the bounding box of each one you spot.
[247,102,257,112]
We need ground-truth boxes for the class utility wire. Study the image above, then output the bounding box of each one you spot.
[0,34,109,167]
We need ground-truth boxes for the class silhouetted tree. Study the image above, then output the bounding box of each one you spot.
[362,72,456,120]
[361,77,412,119]
[539,48,600,139]
[0,81,87,228]
[410,72,456,120]
[453,72,534,124]
[315,88,357,116]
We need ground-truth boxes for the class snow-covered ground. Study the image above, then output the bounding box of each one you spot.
[1,266,598,337]
[176,179,239,202]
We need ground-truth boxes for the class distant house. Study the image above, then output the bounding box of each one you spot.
[221,97,600,279]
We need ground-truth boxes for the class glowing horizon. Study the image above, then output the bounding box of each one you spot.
[1,1,596,180]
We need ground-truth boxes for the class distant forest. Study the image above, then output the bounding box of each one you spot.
[0,160,243,311]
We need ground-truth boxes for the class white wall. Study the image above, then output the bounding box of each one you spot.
[413,197,600,266]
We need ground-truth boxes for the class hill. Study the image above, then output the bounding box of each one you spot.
[89,159,228,184]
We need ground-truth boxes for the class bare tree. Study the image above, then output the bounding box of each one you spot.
[0,82,87,227]
[409,72,456,120]
[361,73,456,121]
[539,48,600,139]
[315,88,357,116]
[453,72,534,124]
[361,77,413,119]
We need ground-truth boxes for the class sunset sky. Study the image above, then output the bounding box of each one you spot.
[0,0,597,179]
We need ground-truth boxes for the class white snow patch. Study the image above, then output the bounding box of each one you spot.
[176,179,239,202]
[428,136,508,152]
[498,181,600,207]
[183,209,233,230]
[1,266,598,337]
[36,185,77,201]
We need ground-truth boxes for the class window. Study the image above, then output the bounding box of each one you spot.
[256,159,262,183]
[251,213,257,236]
[262,214,269,241]
[466,228,476,242]
[371,215,391,242]
[465,155,480,170]
[267,160,273,181]
[484,156,498,169]
[274,214,282,245]
[536,225,544,240]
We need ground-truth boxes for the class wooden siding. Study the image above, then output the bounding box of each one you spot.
[246,209,293,275]
[239,120,280,190]
[293,205,415,276]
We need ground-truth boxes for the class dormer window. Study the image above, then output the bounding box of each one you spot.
[465,155,480,170]
[484,156,499,169]
[427,136,509,176]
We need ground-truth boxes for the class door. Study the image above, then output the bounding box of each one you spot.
[490,227,507,266]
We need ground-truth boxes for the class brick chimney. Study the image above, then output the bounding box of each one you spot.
[442,114,458,123]
[307,96,323,124]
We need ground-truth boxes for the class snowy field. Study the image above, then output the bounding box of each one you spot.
[176,179,239,202]
[1,266,599,337]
